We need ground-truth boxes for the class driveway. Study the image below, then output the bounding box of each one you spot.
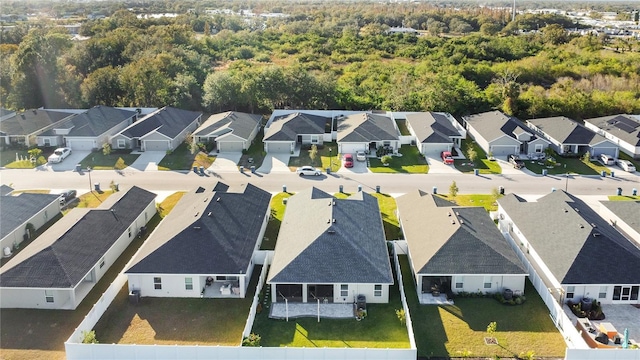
[207,153,241,173]
[126,151,166,172]
[48,151,91,171]
[336,157,369,174]
[425,156,461,174]
[496,158,536,176]
[257,153,291,174]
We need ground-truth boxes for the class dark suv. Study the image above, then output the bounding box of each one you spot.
[508,154,525,169]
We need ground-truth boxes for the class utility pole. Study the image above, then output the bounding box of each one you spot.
[512,0,516,22]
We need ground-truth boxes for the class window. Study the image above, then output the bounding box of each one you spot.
[128,227,132,238]
[613,286,621,300]
[484,277,492,289]
[45,290,54,303]
[154,277,162,290]
[598,286,607,299]
[185,278,193,291]
[535,144,543,153]
[44,138,51,146]
[145,212,148,222]
[374,284,382,297]
[117,139,126,149]
[340,284,348,297]
[99,257,105,269]
[632,286,639,301]
[455,283,463,289]
[566,286,575,299]
[44,210,48,220]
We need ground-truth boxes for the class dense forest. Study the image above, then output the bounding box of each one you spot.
[1,0,639,120]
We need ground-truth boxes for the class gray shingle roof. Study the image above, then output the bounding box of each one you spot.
[194,111,261,141]
[498,191,640,285]
[463,111,536,144]
[264,113,330,141]
[118,106,201,139]
[0,109,74,135]
[0,187,156,288]
[0,192,60,239]
[584,114,640,147]
[397,190,525,275]
[42,106,136,137]
[599,200,640,236]
[268,188,393,284]
[126,183,270,275]
[337,113,399,143]
[406,112,461,144]
[526,117,609,145]
[0,185,14,196]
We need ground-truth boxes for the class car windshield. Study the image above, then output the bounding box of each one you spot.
[54,150,63,155]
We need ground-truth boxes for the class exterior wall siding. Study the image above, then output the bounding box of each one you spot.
[0,287,72,309]
[0,200,61,251]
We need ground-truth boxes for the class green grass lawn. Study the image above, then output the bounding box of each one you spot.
[608,195,640,201]
[437,194,502,212]
[0,149,30,167]
[239,126,266,169]
[454,139,501,175]
[261,192,293,250]
[158,192,187,217]
[288,142,340,173]
[396,119,411,136]
[79,150,139,170]
[399,256,566,358]
[158,142,215,171]
[369,145,429,174]
[618,151,640,169]
[523,155,609,176]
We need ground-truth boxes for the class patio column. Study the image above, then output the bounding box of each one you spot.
[302,283,308,303]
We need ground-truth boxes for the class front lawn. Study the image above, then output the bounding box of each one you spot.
[0,149,29,167]
[288,142,340,173]
[79,150,139,170]
[373,193,402,240]
[158,191,187,217]
[608,195,640,201]
[438,193,502,212]
[158,142,215,171]
[369,145,429,174]
[261,192,292,250]
[64,189,115,212]
[399,256,566,358]
[454,139,501,174]
[523,155,609,176]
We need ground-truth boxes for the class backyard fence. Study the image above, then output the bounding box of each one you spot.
[392,242,417,350]
[241,255,271,340]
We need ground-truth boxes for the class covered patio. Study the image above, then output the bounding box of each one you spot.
[269,302,355,319]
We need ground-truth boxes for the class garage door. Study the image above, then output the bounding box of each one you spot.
[489,145,518,156]
[339,143,366,155]
[592,147,618,158]
[267,142,292,153]
[219,141,244,153]
[144,140,169,151]
[67,139,95,151]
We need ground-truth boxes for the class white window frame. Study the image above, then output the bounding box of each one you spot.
[44,138,51,146]
[374,284,382,297]
[45,290,54,303]
[535,144,543,153]
[455,282,463,289]
[117,139,126,149]
[154,277,162,290]
[483,276,492,289]
[185,277,193,291]
[340,284,348,297]
[566,286,575,299]
[99,257,105,269]
[598,286,607,299]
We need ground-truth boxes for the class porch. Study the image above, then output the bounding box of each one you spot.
[420,292,455,305]
[201,280,241,299]
[269,302,355,319]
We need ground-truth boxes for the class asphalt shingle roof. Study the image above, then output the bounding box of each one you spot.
[126,183,270,275]
[526,117,609,146]
[118,106,201,139]
[397,190,525,276]
[599,200,640,236]
[337,113,399,143]
[194,111,261,141]
[0,109,74,135]
[268,188,393,284]
[0,193,60,239]
[498,191,640,285]
[406,112,461,144]
[0,187,156,288]
[264,113,330,141]
[463,111,537,144]
[41,106,136,137]
[0,185,14,196]
[584,114,640,147]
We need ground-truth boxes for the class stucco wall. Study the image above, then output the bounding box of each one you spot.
[0,199,61,251]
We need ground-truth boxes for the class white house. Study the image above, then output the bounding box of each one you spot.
[584,114,640,159]
[193,111,262,153]
[598,200,640,246]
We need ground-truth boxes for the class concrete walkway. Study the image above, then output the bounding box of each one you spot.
[126,151,166,172]
[207,153,241,173]
[257,153,292,173]
[269,302,355,319]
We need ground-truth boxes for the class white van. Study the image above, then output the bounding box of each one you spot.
[600,154,615,165]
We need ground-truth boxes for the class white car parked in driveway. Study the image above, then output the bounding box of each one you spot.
[296,166,321,176]
[616,159,636,172]
[48,147,72,163]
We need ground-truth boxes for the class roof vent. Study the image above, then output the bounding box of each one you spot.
[456,212,460,216]
[591,223,597,228]
[447,212,451,217]
[208,212,212,217]
[332,219,336,223]
[579,224,584,229]
[574,207,580,212]
[195,212,199,217]
[451,220,455,225]
[332,201,336,206]
[327,219,331,224]
[216,197,221,202]
[193,226,201,230]
[328,201,332,206]
[459,219,464,224]
[204,198,208,202]
[328,230,336,234]
[593,232,601,237]
[563,208,568,213]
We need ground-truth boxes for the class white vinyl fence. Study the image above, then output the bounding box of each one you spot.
[242,254,271,339]
[392,242,417,351]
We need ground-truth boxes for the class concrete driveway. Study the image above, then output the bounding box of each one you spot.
[257,153,292,174]
[126,151,166,172]
[425,156,461,174]
[336,158,369,174]
[207,153,241,173]
[496,158,536,176]
[48,151,91,171]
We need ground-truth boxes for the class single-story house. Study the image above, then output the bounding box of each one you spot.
[110,106,202,152]
[37,106,137,150]
[0,189,62,252]
[405,112,466,157]
[396,190,526,304]
[125,182,270,299]
[263,112,332,153]
[193,111,262,153]
[597,200,640,246]
[463,111,550,157]
[267,188,393,304]
[0,109,74,148]
[0,186,156,309]
[497,191,640,305]
[337,113,400,154]
[526,117,619,159]
[583,114,640,159]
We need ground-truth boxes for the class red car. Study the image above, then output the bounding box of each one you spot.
[343,154,354,168]
[441,151,454,165]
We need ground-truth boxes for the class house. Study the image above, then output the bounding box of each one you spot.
[386,26,418,35]
[526,117,619,159]
[463,111,550,157]
[0,186,156,309]
[193,111,262,153]
[597,200,640,246]
[267,188,393,304]
[125,182,270,299]
[0,109,74,148]
[110,106,202,152]
[0,189,62,252]
[396,190,526,304]
[263,112,332,153]
[497,191,640,305]
[37,106,137,150]
[404,112,466,157]
[337,113,400,154]
[583,114,640,159]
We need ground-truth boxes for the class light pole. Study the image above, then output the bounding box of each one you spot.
[329,148,333,168]
[87,166,92,193]
[564,164,568,192]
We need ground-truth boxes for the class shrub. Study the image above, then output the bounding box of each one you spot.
[381,155,392,165]
[82,330,98,344]
[242,333,261,347]
[396,309,406,325]
[114,157,126,170]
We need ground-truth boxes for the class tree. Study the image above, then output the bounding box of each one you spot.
[27,148,42,160]
[309,144,318,164]
[449,181,459,199]
[480,22,501,36]
[81,66,123,107]
[381,155,392,166]
[395,309,406,325]
[466,146,477,163]
[102,142,111,156]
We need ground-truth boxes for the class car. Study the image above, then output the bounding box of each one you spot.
[600,153,615,166]
[356,151,366,162]
[343,154,354,168]
[441,151,454,165]
[48,147,72,163]
[59,189,77,205]
[296,166,321,176]
[508,154,525,169]
[616,159,636,172]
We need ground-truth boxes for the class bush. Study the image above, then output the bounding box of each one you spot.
[381,155,392,165]
[242,333,261,347]
[81,330,98,344]
[396,309,406,325]
[114,157,126,170]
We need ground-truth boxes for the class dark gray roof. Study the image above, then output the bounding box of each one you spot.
[264,112,330,141]
[0,185,14,196]
[526,117,609,146]
[406,112,461,144]
[268,188,393,284]
[41,106,136,137]
[118,106,201,139]
[0,108,13,117]
[397,190,525,275]
[498,191,640,285]
[463,111,537,144]
[0,109,74,135]
[337,113,399,143]
[584,114,640,147]
[126,183,270,275]
[0,187,156,288]
[600,200,640,236]
[0,192,60,239]
[194,112,261,141]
